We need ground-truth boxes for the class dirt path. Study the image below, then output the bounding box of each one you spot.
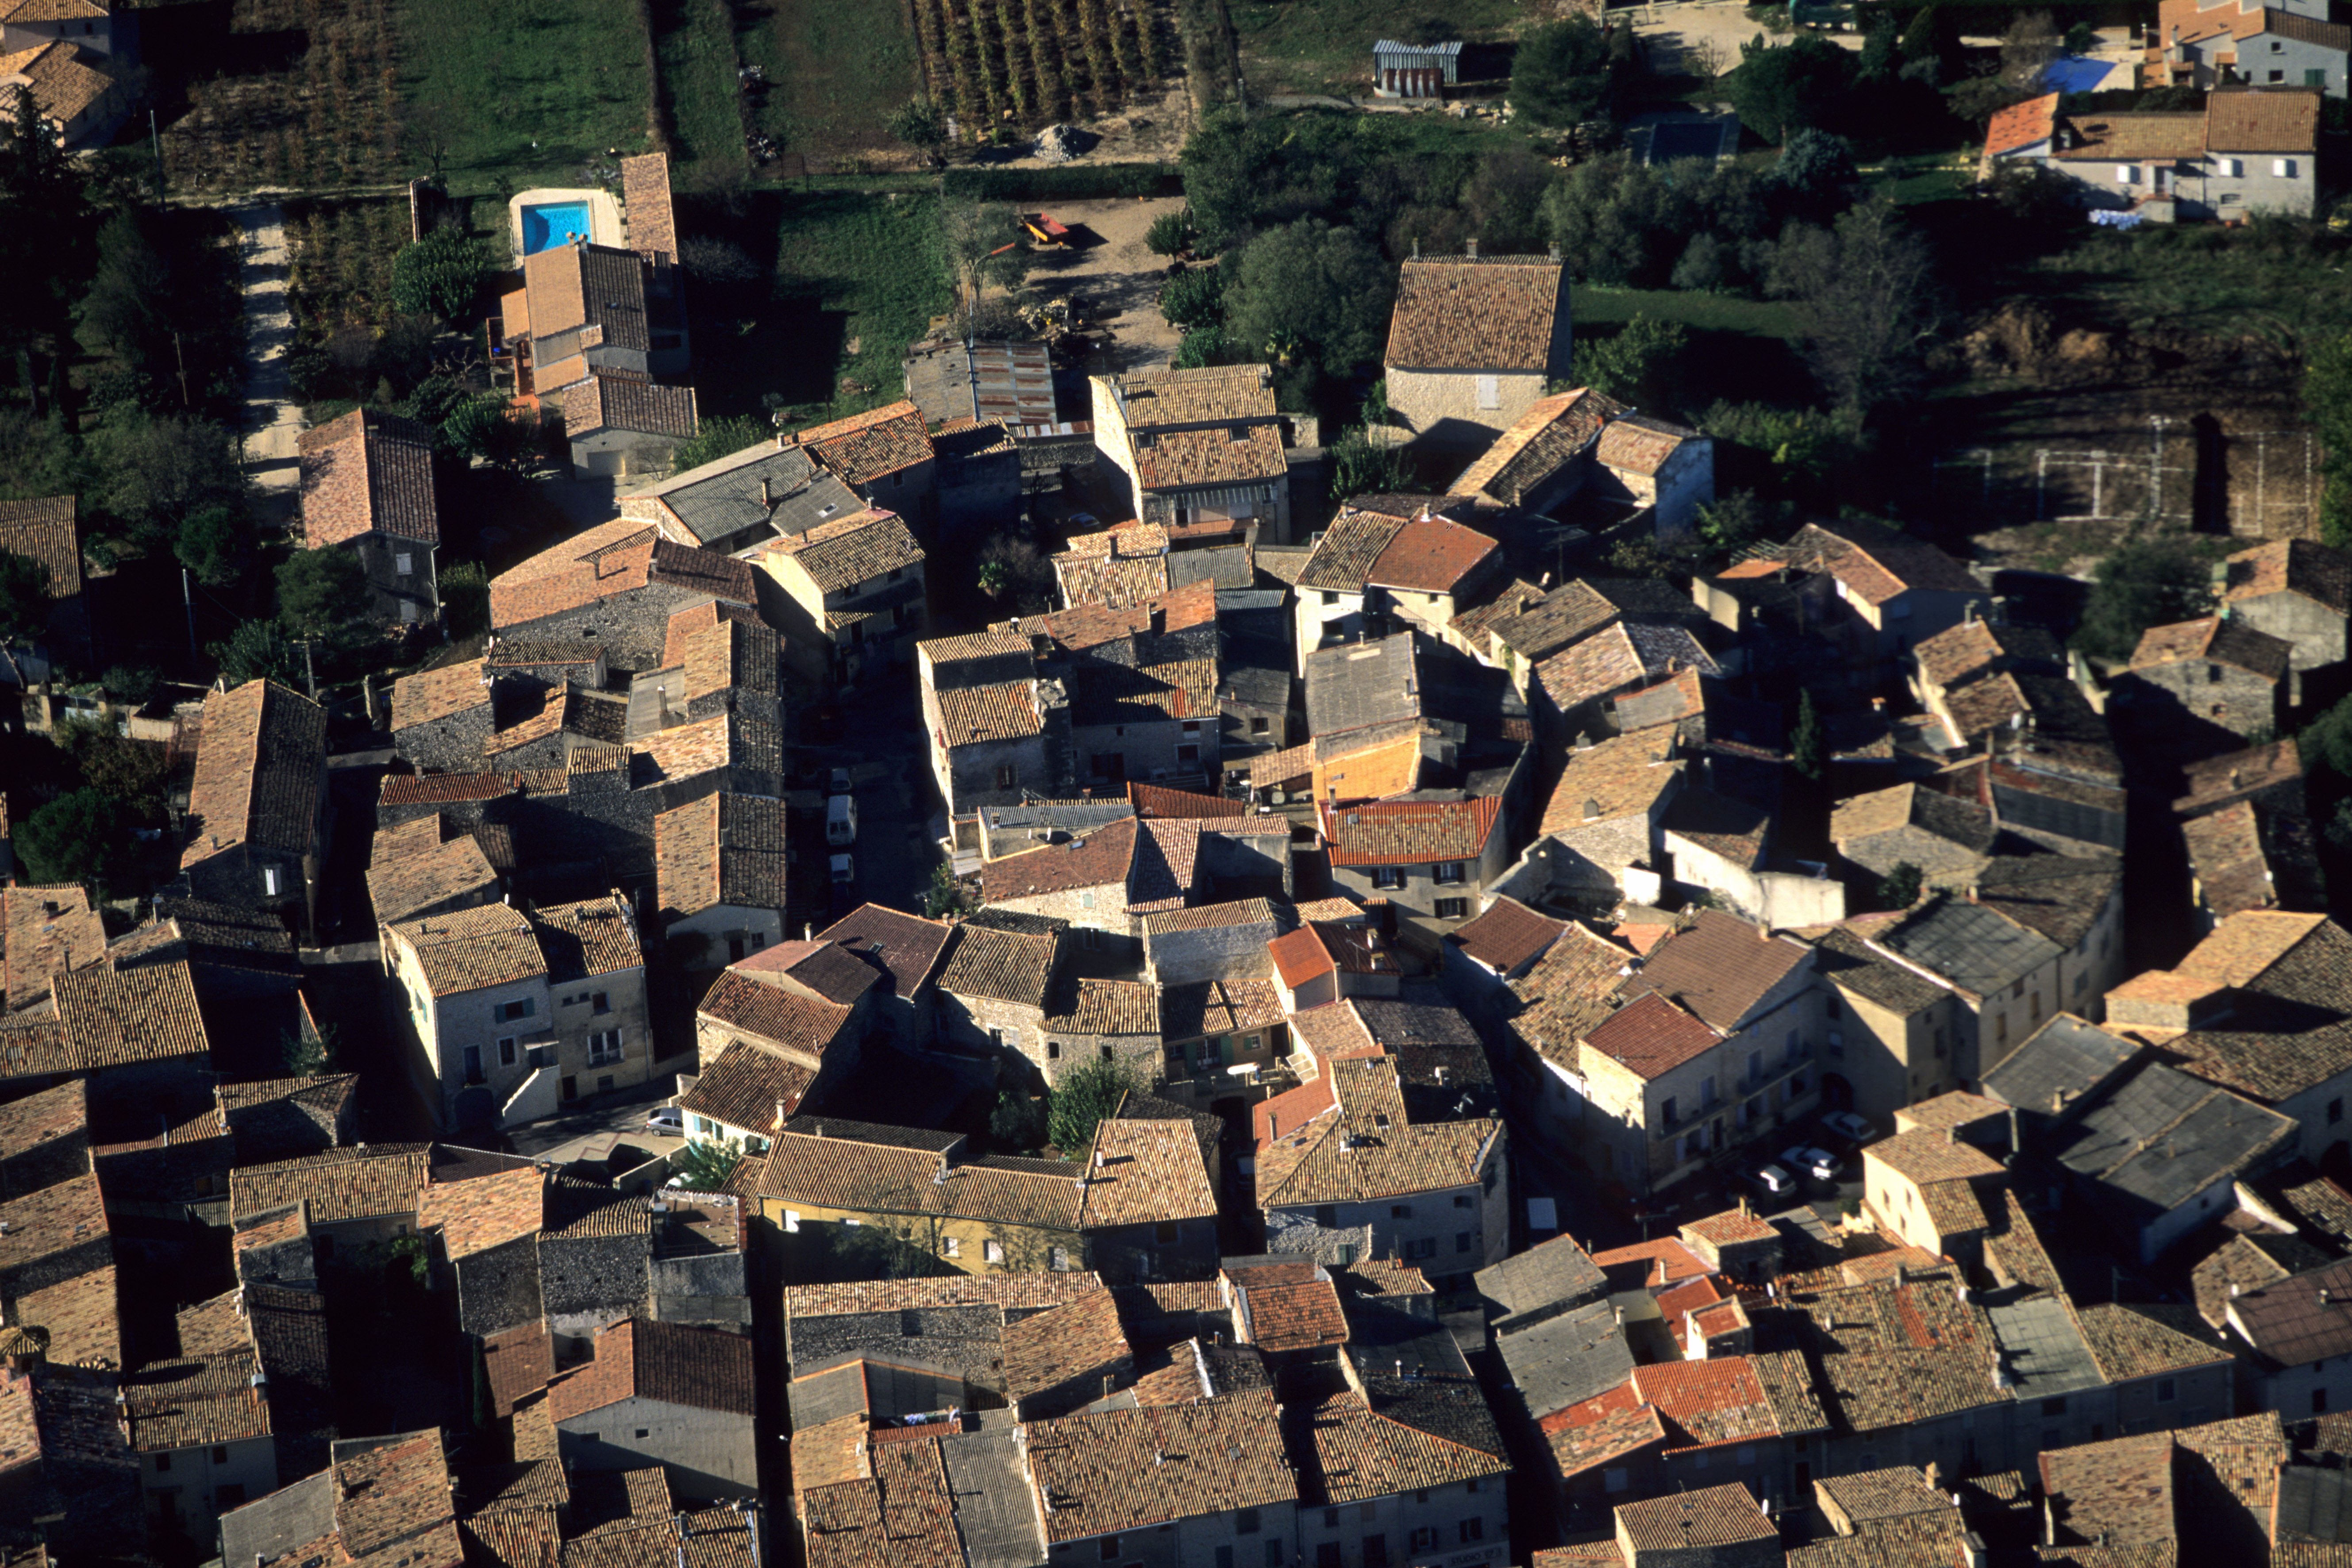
[233,203,305,530]
[1023,196,1189,372]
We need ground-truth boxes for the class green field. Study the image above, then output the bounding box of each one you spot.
[390,0,657,185]
[653,0,748,184]
[734,0,921,168]
[1226,0,1522,95]
[1575,288,1806,339]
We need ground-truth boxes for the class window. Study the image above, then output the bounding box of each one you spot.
[1176,744,1200,763]
[984,1240,1005,1263]
[400,600,419,623]
[1662,1095,1678,1125]
[580,1433,600,1444]
[1101,1537,1120,1561]
[1236,1509,1262,1536]
[1459,1520,1484,1545]
[1080,891,1095,910]
[395,552,414,576]
[1433,861,1465,885]
[1405,1237,1437,1260]
[1455,1231,1473,1253]
[1051,1246,1072,1271]
[2269,69,2286,81]
[2156,1378,2177,1403]
[2042,1398,2067,1417]
[2277,158,2300,177]
[995,765,1016,789]
[263,866,282,897]
[943,1235,960,1257]
[1099,1045,1113,1061]
[1265,1545,1282,1568]
[496,999,536,1023]
[464,1045,485,1085]
[592,992,609,1014]
[1391,1204,1413,1220]
[1475,374,1500,410]
[1251,716,1270,734]
[1317,1546,1342,1568]
[1453,1194,1474,1209]
[2117,163,2138,184]
[1373,867,1405,891]
[2318,1388,2330,1414]
[2011,980,2025,1000]
[498,1037,517,1066]
[1409,1530,1436,1553]
[2273,38,2285,49]
[1435,898,1468,919]
[1335,1242,1358,1264]
[1365,1538,1389,1568]
[1603,1468,1629,1493]
[587,1030,624,1066]
[635,1430,649,1440]
[2221,156,2244,177]
[155,1453,172,1472]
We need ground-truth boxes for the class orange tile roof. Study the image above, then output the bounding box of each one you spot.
[790,400,934,486]
[546,1318,754,1422]
[1581,991,1724,1080]
[0,496,80,601]
[180,678,326,867]
[1364,515,1499,594]
[297,408,439,547]
[1386,255,1566,371]
[1320,796,1503,866]
[2206,85,2321,152]
[1988,92,2059,155]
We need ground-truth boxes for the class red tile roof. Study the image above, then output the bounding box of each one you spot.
[546,1318,754,1422]
[1988,92,2059,155]
[1386,255,1566,372]
[1365,515,1499,594]
[297,408,439,547]
[1581,991,1724,1080]
[790,400,934,486]
[1320,796,1504,866]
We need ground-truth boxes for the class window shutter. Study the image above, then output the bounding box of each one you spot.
[2117,164,2137,184]
[2276,158,2298,177]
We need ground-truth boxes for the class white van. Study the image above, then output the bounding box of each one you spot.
[825,793,858,846]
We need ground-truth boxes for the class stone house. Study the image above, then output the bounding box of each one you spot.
[932,919,1063,1064]
[976,817,1150,949]
[123,1348,280,1545]
[388,657,497,772]
[0,0,119,58]
[693,942,870,1084]
[1089,363,1298,539]
[1532,620,1719,747]
[1830,782,1999,895]
[785,400,938,527]
[487,517,766,677]
[0,35,129,148]
[0,495,92,677]
[1861,1129,2008,1263]
[178,680,329,934]
[1501,724,1684,908]
[1053,522,1172,609]
[364,814,502,926]
[620,438,864,557]
[2117,615,2290,757]
[1439,895,1568,1036]
[547,1317,756,1498]
[294,409,442,628]
[1072,1109,1221,1284]
[1142,896,1283,985]
[1158,975,1288,1105]
[1015,1391,1302,1568]
[1853,892,2072,1082]
[1319,792,1512,924]
[1382,250,1574,451]
[381,895,650,1131]
[1255,1055,1508,1285]
[1806,929,1965,1127]
[1035,976,1160,1086]
[1270,921,1404,1014]
[2218,536,2352,706]
[1290,504,1503,668]
[812,902,954,1047]
[752,506,924,683]
[2143,0,2348,94]
[546,372,699,480]
[1775,520,1990,663]
[1446,387,1626,515]
[651,792,788,967]
[1986,88,2322,219]
[1068,654,1222,790]
[918,628,1059,818]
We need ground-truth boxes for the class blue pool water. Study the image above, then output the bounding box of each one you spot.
[521,202,593,254]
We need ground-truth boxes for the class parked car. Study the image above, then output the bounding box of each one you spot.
[645,1108,685,1136]
[827,766,853,795]
[1747,1163,1797,1199]
[1820,1111,1877,1147]
[1780,1145,1843,1183]
[825,792,858,845]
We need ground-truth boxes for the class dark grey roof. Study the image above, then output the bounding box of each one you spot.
[1305,630,1423,739]
[2275,1465,2352,1545]
[962,907,1071,936]
[1875,895,2064,998]
[217,1466,333,1568]
[1981,1015,2143,1116]
[1341,1302,1506,1457]
[2048,1061,2297,1217]
[1985,1293,2106,1399]
[787,1353,966,1431]
[939,1426,1048,1568]
[1476,1234,1609,1328]
[627,440,862,547]
[1812,929,1949,1018]
[1493,1295,1633,1421]
[979,800,1136,839]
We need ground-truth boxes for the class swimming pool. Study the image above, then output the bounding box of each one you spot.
[521,201,593,255]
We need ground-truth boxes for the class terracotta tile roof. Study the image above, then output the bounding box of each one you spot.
[2175,739,2302,816]
[1541,725,1682,832]
[2206,86,2321,152]
[1319,796,1503,866]
[1581,991,1724,1080]
[1633,1356,1779,1449]
[38,957,210,1072]
[1128,780,1244,820]
[1159,976,1284,1040]
[522,243,649,353]
[655,601,757,670]
[1043,976,1159,1037]
[757,1119,1085,1231]
[1386,255,1566,371]
[1025,1388,1294,1540]
[1536,621,1714,713]
[732,938,881,1005]
[812,904,953,1002]
[981,818,1136,904]
[1988,92,2060,154]
[695,971,855,1059]
[1079,1118,1215,1229]
[778,1272,1106,1320]
[936,922,1059,1009]
[1001,1290,1130,1403]
[1617,1483,1778,1553]
[1056,550,1169,610]
[1660,787,1771,870]
[1620,911,1812,1034]
[366,816,498,927]
[677,1039,813,1134]
[2074,1302,2232,1383]
[390,903,545,995]
[1364,515,1499,594]
[555,373,697,441]
[3,885,104,1011]
[2182,801,2281,919]
[1449,896,1566,974]
[1100,363,1276,428]
[1868,1129,2005,1185]
[1297,507,1409,592]
[1506,923,1640,1075]
[1596,415,1697,477]
[1014,577,1217,654]
[0,42,115,137]
[0,496,80,601]
[790,400,934,486]
[1070,656,1216,726]
[654,794,788,919]
[297,408,438,547]
[934,680,1042,746]
[389,659,491,734]
[2222,538,2352,615]
[231,1145,430,1226]
[1686,1206,1777,1247]
[123,1349,272,1451]
[1785,520,1983,606]
[418,1164,543,1259]
[2129,616,2290,681]
[797,1433,964,1568]
[1254,1056,1498,1209]
[1448,389,1624,503]
[547,1318,752,1422]
[764,508,922,596]
[618,152,676,256]
[181,679,326,867]
[489,520,755,630]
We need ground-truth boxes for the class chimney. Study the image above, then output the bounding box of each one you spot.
[761,478,772,508]
[1465,238,1479,258]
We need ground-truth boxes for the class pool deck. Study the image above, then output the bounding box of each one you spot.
[508,187,625,258]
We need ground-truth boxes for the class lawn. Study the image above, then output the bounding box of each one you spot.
[2027,223,2352,347]
[389,0,658,186]
[690,191,951,425]
[651,0,748,185]
[1225,0,1524,96]
[735,0,921,171]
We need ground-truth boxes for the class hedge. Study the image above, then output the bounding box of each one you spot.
[940,162,1182,200]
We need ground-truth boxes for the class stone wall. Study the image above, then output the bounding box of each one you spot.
[539,1230,650,1326]
[1147,916,1279,985]
[454,1232,544,1337]
[1386,367,1549,451]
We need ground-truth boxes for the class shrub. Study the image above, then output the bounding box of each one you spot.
[389,226,493,323]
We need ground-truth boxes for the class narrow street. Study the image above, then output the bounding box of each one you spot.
[233,203,304,531]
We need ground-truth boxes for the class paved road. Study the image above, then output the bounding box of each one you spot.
[233,204,304,530]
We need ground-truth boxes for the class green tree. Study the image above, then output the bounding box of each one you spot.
[1727,34,1860,143]
[0,89,95,392]
[1791,689,1824,780]
[75,210,190,404]
[282,1020,339,1077]
[672,1138,743,1191]
[1512,16,1623,128]
[1876,861,1923,911]
[1159,267,1225,331]
[2302,694,2352,784]
[16,787,138,895]
[1046,1056,1136,1157]
[976,559,1009,598]
[441,561,490,638]
[1578,314,1690,414]
[2308,333,2352,549]
[670,415,768,474]
[1330,427,1410,501]
[1762,195,1942,414]
[96,413,245,545]
[2069,536,2217,665]
[0,549,49,649]
[174,505,248,587]
[1172,326,1247,370]
[989,1090,1047,1154]
[940,200,1030,315]
[885,96,948,159]
[1145,209,1197,257]
[212,619,302,686]
[390,227,493,323]
[1693,490,1776,557]
[924,861,968,918]
[1771,128,1858,218]
[99,664,161,706]
[57,715,170,815]
[277,548,370,642]
[1221,219,1393,381]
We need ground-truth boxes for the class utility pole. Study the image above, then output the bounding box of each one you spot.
[149,109,163,202]
[173,332,191,409]
[181,567,196,658]
[301,638,317,700]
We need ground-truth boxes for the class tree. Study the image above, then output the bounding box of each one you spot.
[75,210,187,404]
[1221,219,1393,381]
[0,549,49,649]
[56,715,170,815]
[924,861,967,918]
[1578,314,1690,414]
[277,548,370,642]
[1997,11,2062,94]
[1330,427,1410,501]
[1459,148,1557,255]
[978,534,1053,614]
[977,559,1009,598]
[174,504,248,587]
[441,561,490,638]
[1876,861,1923,911]
[940,200,1029,315]
[2309,333,2352,549]
[1763,195,1943,414]
[282,1020,340,1077]
[670,415,768,474]
[1791,689,1824,780]
[1159,266,1225,331]
[212,619,302,686]
[96,414,245,544]
[1145,209,1197,257]
[1512,16,1622,129]
[1172,326,1248,370]
[672,1138,743,1191]
[885,96,947,160]
[390,226,493,323]
[0,89,95,391]
[99,664,161,706]
[1046,1056,1136,1157]
[1693,490,1777,557]
[988,1090,1047,1154]
[15,787,138,894]
[2071,535,2218,666]
[1771,128,1858,219]
[1727,34,1860,143]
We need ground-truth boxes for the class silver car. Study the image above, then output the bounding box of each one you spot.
[1780,1145,1842,1183]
